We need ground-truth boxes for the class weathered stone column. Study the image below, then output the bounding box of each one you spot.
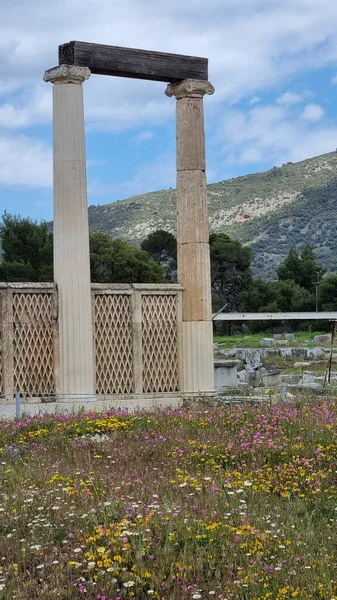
[166,79,215,393]
[43,65,95,401]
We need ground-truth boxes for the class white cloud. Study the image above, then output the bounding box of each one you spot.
[331,73,337,84]
[1,0,337,192]
[0,85,51,129]
[0,134,52,187]
[276,91,303,106]
[302,103,325,121]
[1,0,337,129]
[133,131,155,144]
[0,104,32,129]
[249,96,261,105]
[218,101,337,168]
[84,77,173,133]
[88,151,175,199]
[0,79,23,99]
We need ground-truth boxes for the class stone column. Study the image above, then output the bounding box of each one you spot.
[166,79,215,393]
[43,65,95,401]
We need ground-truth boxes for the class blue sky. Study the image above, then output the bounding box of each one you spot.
[1,0,337,222]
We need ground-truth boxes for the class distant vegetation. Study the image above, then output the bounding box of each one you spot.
[83,152,337,280]
[141,230,337,333]
[0,215,164,284]
[4,147,337,331]
[1,216,337,330]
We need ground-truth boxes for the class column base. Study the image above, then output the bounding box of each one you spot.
[182,321,214,392]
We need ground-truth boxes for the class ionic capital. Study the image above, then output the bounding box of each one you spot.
[165,79,215,99]
[43,65,91,85]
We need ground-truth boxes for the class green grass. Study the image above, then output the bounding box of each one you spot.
[281,362,328,375]
[214,331,331,349]
[214,333,262,348]
[296,330,331,343]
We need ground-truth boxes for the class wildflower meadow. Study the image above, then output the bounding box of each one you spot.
[1,400,337,599]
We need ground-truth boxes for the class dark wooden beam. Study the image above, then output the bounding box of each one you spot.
[58,41,208,83]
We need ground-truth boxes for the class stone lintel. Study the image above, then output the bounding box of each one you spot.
[43,64,91,85]
[165,78,214,99]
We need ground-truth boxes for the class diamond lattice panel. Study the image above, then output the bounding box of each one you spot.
[142,295,179,393]
[94,294,134,394]
[13,293,55,395]
[0,294,3,395]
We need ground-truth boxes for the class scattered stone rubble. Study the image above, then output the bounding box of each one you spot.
[313,334,332,344]
[214,331,335,399]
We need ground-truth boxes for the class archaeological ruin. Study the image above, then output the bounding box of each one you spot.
[0,41,215,416]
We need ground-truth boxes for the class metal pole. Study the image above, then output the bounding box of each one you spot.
[323,320,336,387]
[15,392,21,419]
[328,320,336,384]
[315,274,319,313]
[212,303,228,321]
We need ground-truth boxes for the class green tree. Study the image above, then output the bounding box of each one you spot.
[277,248,301,283]
[277,244,325,292]
[318,274,337,310]
[140,231,254,323]
[0,260,37,282]
[0,216,164,284]
[141,230,177,280]
[89,233,116,283]
[90,234,164,283]
[240,279,315,313]
[0,213,53,281]
[239,278,315,332]
[210,233,253,312]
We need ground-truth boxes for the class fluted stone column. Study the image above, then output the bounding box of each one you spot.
[166,79,215,393]
[44,65,95,401]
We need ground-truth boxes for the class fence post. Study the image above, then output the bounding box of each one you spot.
[2,287,14,403]
[15,391,21,419]
[52,284,60,397]
[176,289,184,392]
[132,289,143,394]
[91,287,97,396]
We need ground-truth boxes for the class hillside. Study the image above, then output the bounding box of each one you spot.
[87,152,337,279]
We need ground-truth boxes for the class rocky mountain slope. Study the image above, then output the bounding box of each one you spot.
[87,152,337,279]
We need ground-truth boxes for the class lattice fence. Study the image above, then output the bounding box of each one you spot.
[94,294,134,394]
[0,294,3,395]
[142,294,179,393]
[0,285,181,401]
[13,292,55,395]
